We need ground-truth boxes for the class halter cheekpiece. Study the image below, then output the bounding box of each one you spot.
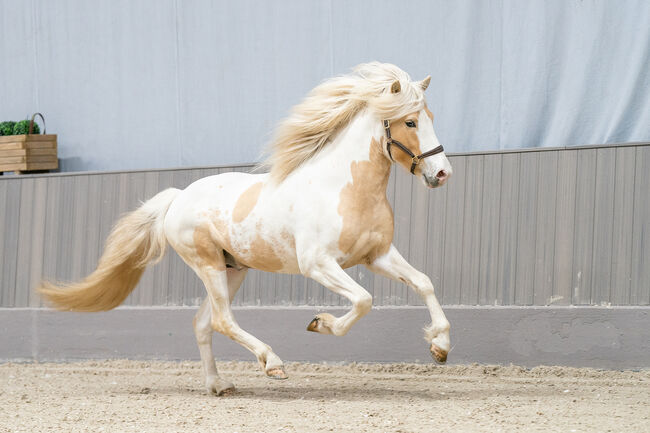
[383,120,444,174]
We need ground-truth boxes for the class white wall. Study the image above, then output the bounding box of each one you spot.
[1,0,649,172]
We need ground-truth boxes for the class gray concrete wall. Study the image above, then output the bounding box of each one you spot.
[2,306,648,369]
[1,0,649,172]
[1,143,649,308]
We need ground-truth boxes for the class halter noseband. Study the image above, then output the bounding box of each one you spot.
[383,120,445,174]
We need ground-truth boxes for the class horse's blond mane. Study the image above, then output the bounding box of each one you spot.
[262,62,427,183]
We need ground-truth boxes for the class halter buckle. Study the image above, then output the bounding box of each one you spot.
[411,155,420,165]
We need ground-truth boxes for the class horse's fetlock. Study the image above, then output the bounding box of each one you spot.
[333,327,349,337]
[264,350,284,370]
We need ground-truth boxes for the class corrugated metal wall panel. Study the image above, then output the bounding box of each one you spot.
[1,179,21,307]
[460,155,483,306]
[552,150,578,305]
[0,181,7,303]
[630,146,650,305]
[514,153,539,305]
[572,149,597,304]
[591,148,617,304]
[477,154,502,305]
[496,153,520,305]
[610,147,637,305]
[1,144,649,307]
[441,155,466,305]
[532,151,558,306]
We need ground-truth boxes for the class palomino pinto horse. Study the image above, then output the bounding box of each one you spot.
[39,62,453,395]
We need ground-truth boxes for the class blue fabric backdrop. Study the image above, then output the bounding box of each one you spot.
[1,0,648,171]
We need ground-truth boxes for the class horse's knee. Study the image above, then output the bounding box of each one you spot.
[355,292,373,315]
[413,273,435,296]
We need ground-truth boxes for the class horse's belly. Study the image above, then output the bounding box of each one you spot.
[228,229,300,274]
[211,209,300,274]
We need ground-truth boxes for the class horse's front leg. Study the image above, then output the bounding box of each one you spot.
[303,259,373,336]
[366,244,450,363]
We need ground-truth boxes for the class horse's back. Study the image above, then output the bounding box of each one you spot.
[163,171,266,240]
[171,171,265,210]
[186,170,265,195]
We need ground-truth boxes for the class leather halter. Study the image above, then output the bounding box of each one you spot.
[383,120,445,174]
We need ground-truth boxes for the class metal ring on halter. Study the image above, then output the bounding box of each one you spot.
[383,119,444,174]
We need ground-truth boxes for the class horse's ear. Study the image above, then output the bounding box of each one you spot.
[420,76,431,91]
[390,80,401,94]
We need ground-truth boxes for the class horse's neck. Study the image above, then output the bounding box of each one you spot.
[304,112,391,193]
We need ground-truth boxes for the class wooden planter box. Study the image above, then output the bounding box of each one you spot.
[0,134,58,173]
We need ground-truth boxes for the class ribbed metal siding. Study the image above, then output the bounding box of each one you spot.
[1,144,648,307]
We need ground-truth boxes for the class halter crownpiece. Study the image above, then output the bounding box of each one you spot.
[383,120,445,174]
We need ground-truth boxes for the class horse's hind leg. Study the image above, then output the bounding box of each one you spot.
[192,260,287,381]
[193,267,248,395]
[193,297,234,395]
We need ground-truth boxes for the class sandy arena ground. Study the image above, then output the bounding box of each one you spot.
[0,360,648,433]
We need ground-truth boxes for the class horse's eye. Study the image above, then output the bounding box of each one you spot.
[405,120,417,128]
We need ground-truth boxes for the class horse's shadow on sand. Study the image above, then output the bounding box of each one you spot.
[231,386,441,402]
[128,384,562,403]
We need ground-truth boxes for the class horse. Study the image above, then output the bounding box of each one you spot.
[38,62,453,395]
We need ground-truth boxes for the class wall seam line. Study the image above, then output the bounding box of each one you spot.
[588,150,598,304]
[628,147,638,304]
[173,0,183,167]
[550,152,560,304]
[328,0,334,76]
[30,0,40,111]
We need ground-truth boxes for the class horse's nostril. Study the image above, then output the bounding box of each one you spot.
[436,169,447,179]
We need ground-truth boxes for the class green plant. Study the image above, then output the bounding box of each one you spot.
[13,120,40,135]
[0,121,16,136]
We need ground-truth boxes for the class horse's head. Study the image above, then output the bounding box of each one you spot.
[382,77,452,188]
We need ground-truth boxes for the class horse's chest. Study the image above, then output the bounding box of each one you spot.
[337,199,394,267]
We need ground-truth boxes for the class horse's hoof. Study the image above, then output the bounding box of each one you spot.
[306,313,335,334]
[307,317,320,332]
[207,378,235,396]
[266,367,288,380]
[430,343,448,364]
[216,386,236,396]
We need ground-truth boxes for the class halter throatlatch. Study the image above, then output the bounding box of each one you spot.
[383,120,444,174]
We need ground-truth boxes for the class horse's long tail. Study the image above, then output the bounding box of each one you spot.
[37,188,181,312]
